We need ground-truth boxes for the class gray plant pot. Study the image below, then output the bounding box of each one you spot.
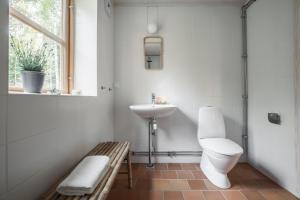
[21,71,45,93]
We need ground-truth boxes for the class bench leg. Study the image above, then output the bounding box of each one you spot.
[127,151,133,189]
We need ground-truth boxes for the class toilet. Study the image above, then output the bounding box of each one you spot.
[197,106,243,189]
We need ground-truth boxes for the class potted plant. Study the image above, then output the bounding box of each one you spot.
[10,36,51,93]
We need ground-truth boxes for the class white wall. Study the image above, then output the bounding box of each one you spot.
[0,0,9,198]
[296,0,300,196]
[247,0,299,198]
[113,2,243,163]
[0,0,114,199]
[74,0,98,96]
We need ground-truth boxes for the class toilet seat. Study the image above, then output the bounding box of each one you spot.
[199,138,243,156]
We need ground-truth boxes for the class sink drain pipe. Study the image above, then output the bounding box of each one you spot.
[241,0,256,161]
[140,118,202,167]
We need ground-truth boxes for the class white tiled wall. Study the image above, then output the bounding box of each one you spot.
[0,0,115,199]
[7,129,58,189]
[247,0,299,198]
[3,165,61,200]
[113,3,243,163]
[0,145,6,195]
[0,0,8,195]
[0,96,7,146]
[7,96,58,143]
[0,0,8,96]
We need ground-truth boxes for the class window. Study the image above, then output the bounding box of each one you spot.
[9,0,74,94]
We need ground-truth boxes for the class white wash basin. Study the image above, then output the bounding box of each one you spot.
[129,104,177,119]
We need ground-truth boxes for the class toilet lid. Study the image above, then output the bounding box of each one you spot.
[200,138,243,156]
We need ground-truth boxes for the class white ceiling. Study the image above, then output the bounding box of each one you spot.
[114,0,246,5]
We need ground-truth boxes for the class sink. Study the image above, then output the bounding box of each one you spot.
[129,104,177,119]
[129,103,177,167]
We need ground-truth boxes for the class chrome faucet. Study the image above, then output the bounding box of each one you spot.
[152,93,156,104]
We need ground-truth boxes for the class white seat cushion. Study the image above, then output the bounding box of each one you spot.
[199,138,243,156]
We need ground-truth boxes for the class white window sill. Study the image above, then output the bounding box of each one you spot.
[9,91,97,97]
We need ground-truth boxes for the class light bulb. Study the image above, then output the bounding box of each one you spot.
[147,23,158,34]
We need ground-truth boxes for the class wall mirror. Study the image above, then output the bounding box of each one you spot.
[144,37,163,70]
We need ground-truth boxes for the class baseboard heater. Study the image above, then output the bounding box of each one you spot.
[132,151,202,157]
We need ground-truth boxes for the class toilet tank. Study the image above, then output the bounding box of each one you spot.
[197,106,226,139]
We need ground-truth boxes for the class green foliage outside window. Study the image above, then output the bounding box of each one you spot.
[9,0,63,90]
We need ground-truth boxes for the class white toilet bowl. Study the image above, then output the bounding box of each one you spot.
[197,107,243,189]
[200,138,243,188]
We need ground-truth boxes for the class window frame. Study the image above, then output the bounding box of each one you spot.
[8,0,74,94]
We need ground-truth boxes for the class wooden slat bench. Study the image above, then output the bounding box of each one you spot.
[42,141,132,200]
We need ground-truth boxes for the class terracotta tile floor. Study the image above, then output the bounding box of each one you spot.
[107,163,298,200]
